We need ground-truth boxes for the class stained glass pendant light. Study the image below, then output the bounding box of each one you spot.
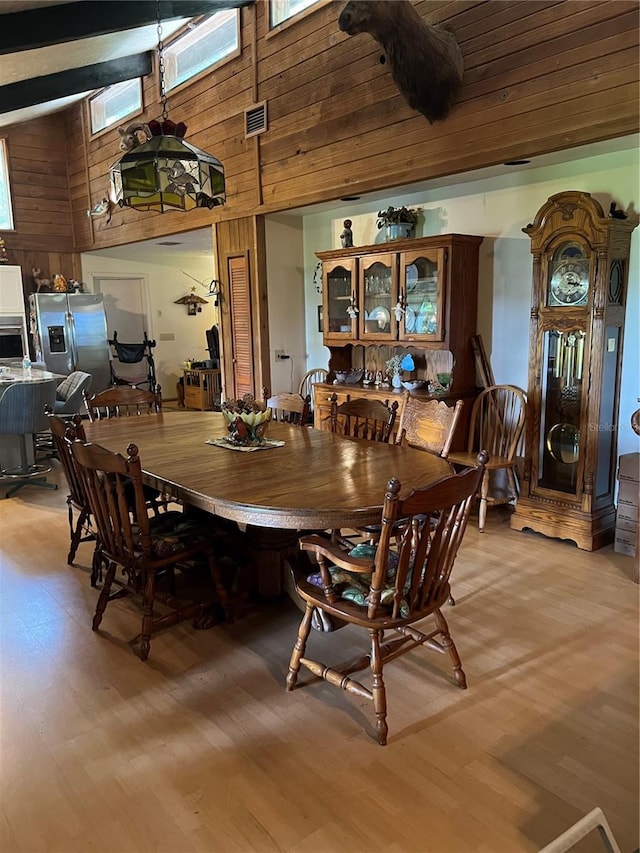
[109,5,225,213]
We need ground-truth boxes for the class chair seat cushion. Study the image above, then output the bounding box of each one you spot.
[133,511,210,559]
[306,543,409,616]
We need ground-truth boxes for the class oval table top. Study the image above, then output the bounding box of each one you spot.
[83,411,453,530]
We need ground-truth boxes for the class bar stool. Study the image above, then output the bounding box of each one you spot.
[0,379,58,498]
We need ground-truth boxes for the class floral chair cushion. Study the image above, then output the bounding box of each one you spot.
[306,543,409,617]
[132,511,209,559]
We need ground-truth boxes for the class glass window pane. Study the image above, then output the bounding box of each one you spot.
[326,265,352,334]
[270,0,318,27]
[164,11,239,92]
[0,139,14,230]
[90,79,142,134]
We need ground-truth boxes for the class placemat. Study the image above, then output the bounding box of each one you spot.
[206,437,285,452]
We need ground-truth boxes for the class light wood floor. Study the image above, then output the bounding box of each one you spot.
[0,463,638,853]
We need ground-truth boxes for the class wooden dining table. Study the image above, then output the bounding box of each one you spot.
[83,411,454,600]
[83,410,452,531]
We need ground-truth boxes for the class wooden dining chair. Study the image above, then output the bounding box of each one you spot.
[287,452,487,745]
[83,383,168,514]
[70,437,231,660]
[329,394,399,443]
[264,389,311,426]
[395,397,464,459]
[448,384,527,531]
[83,384,162,422]
[47,411,96,568]
[298,368,328,421]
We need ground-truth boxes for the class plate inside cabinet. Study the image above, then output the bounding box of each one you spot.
[404,306,416,333]
[370,305,390,330]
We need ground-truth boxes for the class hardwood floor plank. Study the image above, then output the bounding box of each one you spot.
[0,462,637,852]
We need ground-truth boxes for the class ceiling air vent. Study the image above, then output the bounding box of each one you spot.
[245,101,267,138]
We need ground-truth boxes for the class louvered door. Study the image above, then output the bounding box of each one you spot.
[228,253,254,399]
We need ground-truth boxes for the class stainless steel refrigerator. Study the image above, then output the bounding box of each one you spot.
[29,292,111,390]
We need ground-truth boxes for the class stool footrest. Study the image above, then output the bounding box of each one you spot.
[1,463,52,479]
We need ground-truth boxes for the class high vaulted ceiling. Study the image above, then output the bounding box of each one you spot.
[0,0,253,129]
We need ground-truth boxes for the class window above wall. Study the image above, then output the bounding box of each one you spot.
[89,79,143,136]
[163,11,240,93]
[270,0,319,28]
[0,139,14,231]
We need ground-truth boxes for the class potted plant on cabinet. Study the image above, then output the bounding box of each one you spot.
[377,205,420,241]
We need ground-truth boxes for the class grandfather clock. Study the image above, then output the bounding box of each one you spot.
[510,191,638,550]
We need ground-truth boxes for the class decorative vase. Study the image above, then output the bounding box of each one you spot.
[385,223,413,241]
[391,373,403,390]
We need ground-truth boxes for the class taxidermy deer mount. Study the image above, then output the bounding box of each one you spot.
[338,0,464,124]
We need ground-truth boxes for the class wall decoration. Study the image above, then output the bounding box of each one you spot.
[338,0,464,124]
[174,287,209,315]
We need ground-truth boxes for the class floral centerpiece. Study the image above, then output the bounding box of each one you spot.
[222,394,271,445]
[385,354,405,378]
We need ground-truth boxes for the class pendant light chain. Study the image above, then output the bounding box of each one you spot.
[156,0,168,121]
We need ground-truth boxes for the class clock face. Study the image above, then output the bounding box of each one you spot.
[549,262,589,306]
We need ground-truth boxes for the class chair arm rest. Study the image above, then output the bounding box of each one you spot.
[299,534,375,574]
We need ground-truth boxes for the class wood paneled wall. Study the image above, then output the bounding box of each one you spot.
[0,115,80,294]
[1,0,638,260]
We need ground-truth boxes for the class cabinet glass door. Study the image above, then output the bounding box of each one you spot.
[399,249,444,341]
[537,327,586,495]
[324,260,356,339]
[360,253,396,340]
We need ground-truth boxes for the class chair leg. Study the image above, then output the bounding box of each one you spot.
[478,471,489,532]
[90,546,105,588]
[286,602,314,690]
[93,560,117,630]
[68,506,89,565]
[434,608,466,689]
[67,496,74,541]
[370,628,388,746]
[139,570,157,661]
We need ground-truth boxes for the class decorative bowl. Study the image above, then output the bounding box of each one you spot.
[334,368,364,384]
[401,379,425,392]
[345,368,364,384]
[222,407,271,445]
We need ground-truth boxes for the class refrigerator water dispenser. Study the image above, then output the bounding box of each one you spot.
[47,325,67,353]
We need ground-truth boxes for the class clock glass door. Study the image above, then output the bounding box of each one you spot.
[538,328,586,495]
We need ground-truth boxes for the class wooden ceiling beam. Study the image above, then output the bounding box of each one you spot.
[0,53,153,112]
[0,0,253,54]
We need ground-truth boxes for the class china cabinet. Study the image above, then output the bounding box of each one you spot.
[510,191,638,550]
[317,234,483,394]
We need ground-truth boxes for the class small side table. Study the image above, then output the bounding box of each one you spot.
[183,368,221,411]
